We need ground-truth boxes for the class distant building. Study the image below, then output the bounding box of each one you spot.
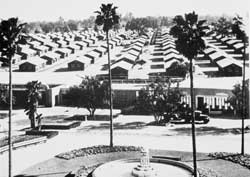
[68,58,86,71]
[93,47,107,57]
[19,57,46,72]
[18,48,37,60]
[55,48,71,58]
[85,50,100,64]
[111,60,133,79]
[41,52,60,64]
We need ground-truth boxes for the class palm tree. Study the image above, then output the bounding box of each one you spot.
[24,81,43,129]
[231,15,248,155]
[170,12,208,177]
[94,3,120,147]
[0,18,26,177]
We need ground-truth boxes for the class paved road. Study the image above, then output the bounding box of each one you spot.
[0,108,250,177]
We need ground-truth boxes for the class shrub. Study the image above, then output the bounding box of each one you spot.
[25,130,58,139]
[41,122,81,130]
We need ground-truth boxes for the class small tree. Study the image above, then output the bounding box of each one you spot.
[64,77,109,117]
[228,81,249,116]
[135,79,182,123]
[0,84,8,106]
[0,84,16,109]
[134,88,152,115]
[166,61,189,78]
[212,17,232,37]
[24,81,43,129]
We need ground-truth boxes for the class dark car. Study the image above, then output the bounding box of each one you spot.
[181,110,210,124]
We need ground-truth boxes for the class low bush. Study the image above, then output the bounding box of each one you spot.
[209,152,250,170]
[25,130,58,139]
[87,114,120,121]
[41,121,81,130]
[64,115,87,121]
[65,114,120,121]
[56,145,142,160]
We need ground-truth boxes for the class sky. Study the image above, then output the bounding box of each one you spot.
[0,0,249,22]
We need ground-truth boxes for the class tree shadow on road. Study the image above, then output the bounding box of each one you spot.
[54,67,70,72]
[78,121,147,131]
[170,126,249,136]
[14,175,38,177]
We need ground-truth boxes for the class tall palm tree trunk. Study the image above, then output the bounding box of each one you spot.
[106,31,113,147]
[241,41,246,155]
[30,115,35,129]
[189,58,197,177]
[8,57,12,177]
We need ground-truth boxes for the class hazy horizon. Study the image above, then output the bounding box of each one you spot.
[0,0,249,22]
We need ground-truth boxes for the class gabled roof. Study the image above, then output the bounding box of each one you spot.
[28,40,41,47]
[33,45,49,51]
[203,47,216,55]
[136,38,146,44]
[165,53,182,62]
[118,53,137,62]
[67,44,81,50]
[164,48,179,55]
[233,43,244,50]
[162,44,176,51]
[83,39,93,44]
[56,40,67,46]
[226,39,242,45]
[165,59,180,68]
[75,41,87,47]
[209,51,226,61]
[128,49,140,57]
[55,48,71,54]
[111,60,133,71]
[162,41,175,46]
[20,48,37,55]
[134,42,144,48]
[85,50,100,58]
[216,58,242,68]
[44,41,58,48]
[71,56,92,64]
[220,37,231,42]
[20,57,46,66]
[94,47,107,53]
[130,45,142,52]
[41,52,61,59]
[69,58,86,64]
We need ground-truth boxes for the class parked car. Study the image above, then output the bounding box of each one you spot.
[179,110,210,124]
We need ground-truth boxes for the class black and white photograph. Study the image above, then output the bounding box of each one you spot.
[0,0,249,177]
